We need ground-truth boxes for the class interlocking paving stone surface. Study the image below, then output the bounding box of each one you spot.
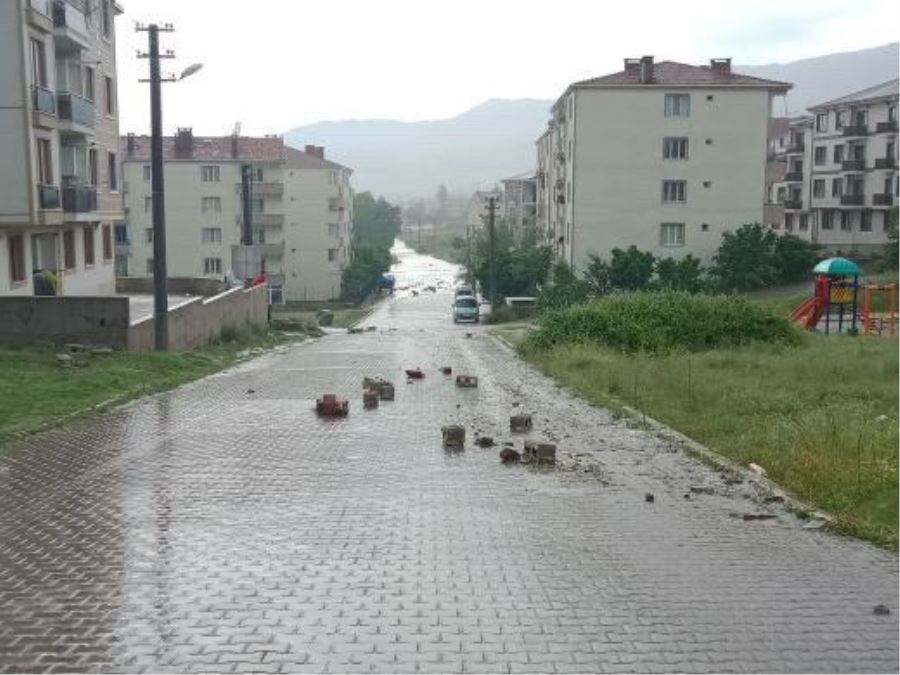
[1,246,898,674]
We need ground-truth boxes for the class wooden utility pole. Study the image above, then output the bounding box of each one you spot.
[486,196,497,311]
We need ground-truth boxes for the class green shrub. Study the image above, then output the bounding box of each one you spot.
[524,291,801,354]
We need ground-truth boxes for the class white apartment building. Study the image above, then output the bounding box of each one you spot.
[120,132,353,302]
[500,172,537,234]
[766,115,814,240]
[536,56,790,269]
[1,0,124,296]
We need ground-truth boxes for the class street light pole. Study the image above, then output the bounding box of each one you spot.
[136,24,202,350]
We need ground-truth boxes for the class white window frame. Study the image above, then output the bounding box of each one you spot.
[662,180,687,203]
[660,222,685,247]
[201,227,222,244]
[143,165,151,181]
[203,257,222,275]
[663,137,689,160]
[201,165,220,183]
[201,196,222,213]
[664,94,690,118]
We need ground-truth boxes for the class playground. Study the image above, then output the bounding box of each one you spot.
[790,257,898,336]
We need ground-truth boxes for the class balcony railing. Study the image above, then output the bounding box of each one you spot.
[784,171,804,182]
[840,194,864,206]
[782,199,803,210]
[873,194,894,206]
[874,157,897,170]
[841,159,867,172]
[57,92,95,128]
[27,0,53,30]
[876,121,898,134]
[328,198,346,212]
[61,185,97,212]
[842,125,869,137]
[786,142,805,154]
[240,181,284,197]
[31,85,56,115]
[37,184,60,209]
[236,213,284,228]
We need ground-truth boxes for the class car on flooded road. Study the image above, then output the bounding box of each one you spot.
[452,295,480,323]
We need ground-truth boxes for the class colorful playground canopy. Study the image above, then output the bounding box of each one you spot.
[813,257,860,276]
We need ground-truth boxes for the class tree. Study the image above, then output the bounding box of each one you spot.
[772,234,820,284]
[583,253,611,295]
[711,224,779,292]
[609,246,655,290]
[655,255,704,292]
[342,192,402,301]
[538,260,590,310]
[471,221,552,300]
[881,207,899,270]
[435,185,449,226]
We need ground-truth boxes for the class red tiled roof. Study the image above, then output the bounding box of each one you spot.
[120,135,285,162]
[284,146,351,172]
[573,61,792,89]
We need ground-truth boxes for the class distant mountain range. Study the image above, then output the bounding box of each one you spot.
[284,43,899,201]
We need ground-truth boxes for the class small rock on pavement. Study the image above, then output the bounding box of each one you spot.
[246,389,256,394]
[747,462,767,476]
[873,604,891,615]
[645,492,655,503]
[476,436,495,448]
[690,485,715,495]
[499,448,521,463]
[740,513,778,521]
[90,347,114,355]
[56,353,73,367]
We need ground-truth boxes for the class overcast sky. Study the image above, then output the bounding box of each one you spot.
[115,0,899,137]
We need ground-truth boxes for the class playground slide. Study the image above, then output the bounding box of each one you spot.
[790,297,823,329]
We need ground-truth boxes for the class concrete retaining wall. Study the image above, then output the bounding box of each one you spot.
[0,297,130,348]
[116,277,227,297]
[127,283,269,351]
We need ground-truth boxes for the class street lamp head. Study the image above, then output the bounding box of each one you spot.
[179,63,203,81]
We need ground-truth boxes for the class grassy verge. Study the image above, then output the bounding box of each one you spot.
[514,328,898,548]
[0,327,302,444]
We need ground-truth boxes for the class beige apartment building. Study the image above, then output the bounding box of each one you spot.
[1,0,123,296]
[500,172,537,235]
[766,80,899,255]
[120,132,352,302]
[536,56,790,270]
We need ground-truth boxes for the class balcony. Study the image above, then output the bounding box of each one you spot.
[842,125,869,137]
[874,157,897,170]
[57,92,95,131]
[786,142,805,154]
[782,199,803,210]
[328,197,346,212]
[31,85,57,128]
[873,194,894,207]
[61,185,97,213]
[37,184,60,209]
[27,0,53,32]
[237,213,284,228]
[841,159,867,172]
[840,194,865,206]
[245,181,284,198]
[52,0,89,51]
[876,121,898,134]
[784,171,804,182]
[258,242,285,258]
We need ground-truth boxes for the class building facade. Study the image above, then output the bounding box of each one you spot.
[500,172,537,235]
[120,132,352,302]
[1,0,123,296]
[536,56,790,270]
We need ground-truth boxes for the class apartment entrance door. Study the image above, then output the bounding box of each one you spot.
[31,232,60,295]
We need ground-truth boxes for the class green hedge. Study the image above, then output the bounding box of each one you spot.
[524,291,801,354]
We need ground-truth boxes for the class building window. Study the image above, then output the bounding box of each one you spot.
[145,228,153,244]
[853,109,868,127]
[833,145,844,164]
[662,180,686,203]
[813,180,826,198]
[108,152,118,191]
[889,106,897,123]
[144,196,152,213]
[700,223,709,232]
[201,197,222,213]
[201,166,220,182]
[660,223,685,247]
[822,210,834,230]
[143,165,151,181]
[36,138,53,184]
[63,230,76,269]
[30,38,48,87]
[814,146,826,165]
[799,214,809,231]
[203,257,222,274]
[102,224,112,260]
[831,178,843,197]
[201,227,222,244]
[327,248,338,262]
[254,229,266,244]
[104,76,115,116]
[8,235,26,283]
[860,210,872,232]
[816,113,827,132]
[255,168,264,182]
[83,226,95,266]
[835,110,845,130]
[88,149,98,186]
[328,223,339,237]
[663,137,689,160]
[785,213,794,231]
[146,258,154,275]
[101,0,111,37]
[251,198,265,213]
[85,66,95,102]
[887,141,895,161]
[840,211,852,231]
[664,94,690,118]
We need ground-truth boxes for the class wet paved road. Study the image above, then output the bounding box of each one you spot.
[1,243,898,674]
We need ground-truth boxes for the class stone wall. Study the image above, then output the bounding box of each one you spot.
[127,283,269,351]
[116,277,227,297]
[0,297,130,348]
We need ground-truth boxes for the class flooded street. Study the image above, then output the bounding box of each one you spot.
[0,243,897,673]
